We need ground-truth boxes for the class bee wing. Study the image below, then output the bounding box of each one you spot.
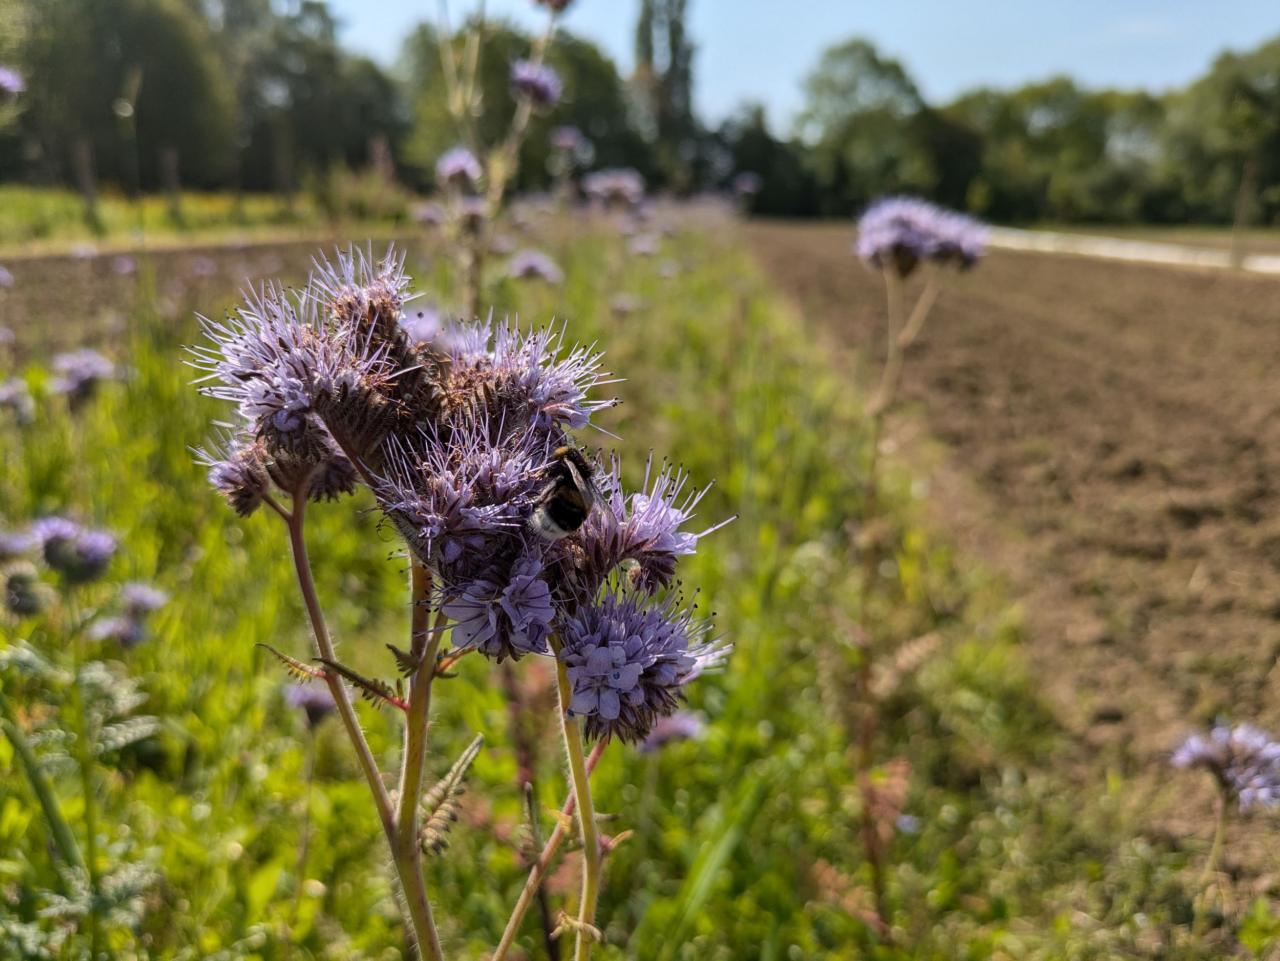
[562,456,604,507]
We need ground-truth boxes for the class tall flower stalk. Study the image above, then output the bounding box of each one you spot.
[846,196,988,936]
[192,245,730,958]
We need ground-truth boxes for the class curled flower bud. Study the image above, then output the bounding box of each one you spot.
[436,146,483,191]
[31,518,117,583]
[197,434,272,516]
[559,590,726,743]
[511,59,562,110]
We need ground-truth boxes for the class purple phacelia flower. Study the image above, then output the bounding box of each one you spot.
[412,201,446,227]
[0,377,33,423]
[507,249,564,285]
[1173,723,1280,811]
[638,711,705,753]
[444,550,556,662]
[582,169,645,209]
[401,304,443,345]
[0,264,13,288]
[3,561,50,619]
[855,196,988,276]
[121,582,168,617]
[195,431,273,517]
[89,615,146,648]
[627,233,659,258]
[50,349,117,408]
[561,454,732,598]
[551,125,584,153]
[31,517,117,583]
[0,66,23,96]
[485,321,618,431]
[436,146,483,191]
[0,530,34,560]
[511,59,562,110]
[112,255,138,276]
[559,590,727,743]
[287,683,337,729]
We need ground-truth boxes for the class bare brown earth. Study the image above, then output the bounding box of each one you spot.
[746,221,1280,791]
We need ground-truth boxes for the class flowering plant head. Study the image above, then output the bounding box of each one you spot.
[436,146,483,191]
[0,264,13,288]
[507,249,564,284]
[551,125,585,154]
[0,65,23,96]
[50,348,118,409]
[30,517,117,584]
[0,377,33,424]
[855,196,988,276]
[286,683,337,729]
[1173,723,1280,810]
[511,59,562,111]
[582,168,645,210]
[192,245,731,742]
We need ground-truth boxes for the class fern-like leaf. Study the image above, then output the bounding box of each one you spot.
[386,643,422,677]
[315,658,408,711]
[420,733,484,855]
[256,643,326,681]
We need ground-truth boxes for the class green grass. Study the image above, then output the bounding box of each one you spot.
[0,221,1263,959]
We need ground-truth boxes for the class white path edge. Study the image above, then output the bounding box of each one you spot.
[988,226,1280,276]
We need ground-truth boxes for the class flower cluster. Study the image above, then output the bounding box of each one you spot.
[1172,723,1280,810]
[507,249,564,284]
[855,196,988,276]
[0,376,33,423]
[583,168,645,209]
[195,246,730,742]
[511,59,562,110]
[286,683,337,729]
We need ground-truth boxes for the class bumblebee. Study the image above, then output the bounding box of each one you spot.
[529,446,601,540]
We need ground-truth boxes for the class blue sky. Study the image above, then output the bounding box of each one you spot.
[328,0,1280,131]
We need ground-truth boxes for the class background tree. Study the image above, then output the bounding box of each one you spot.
[633,0,699,190]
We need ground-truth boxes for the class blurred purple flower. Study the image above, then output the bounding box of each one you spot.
[436,146,483,191]
[112,255,138,276]
[551,125,584,153]
[3,562,49,619]
[0,377,33,423]
[31,517,117,583]
[121,582,168,617]
[89,615,146,648]
[1173,723,1280,810]
[856,196,988,276]
[401,304,443,344]
[287,683,337,729]
[638,711,705,753]
[511,59,562,110]
[507,249,564,284]
[50,349,117,408]
[582,169,645,209]
[732,172,762,196]
[412,201,446,227]
[0,265,13,288]
[0,66,23,96]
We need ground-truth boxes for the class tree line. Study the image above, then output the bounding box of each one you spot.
[0,0,1277,227]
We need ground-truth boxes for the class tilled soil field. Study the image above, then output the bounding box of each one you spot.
[748,221,1280,790]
